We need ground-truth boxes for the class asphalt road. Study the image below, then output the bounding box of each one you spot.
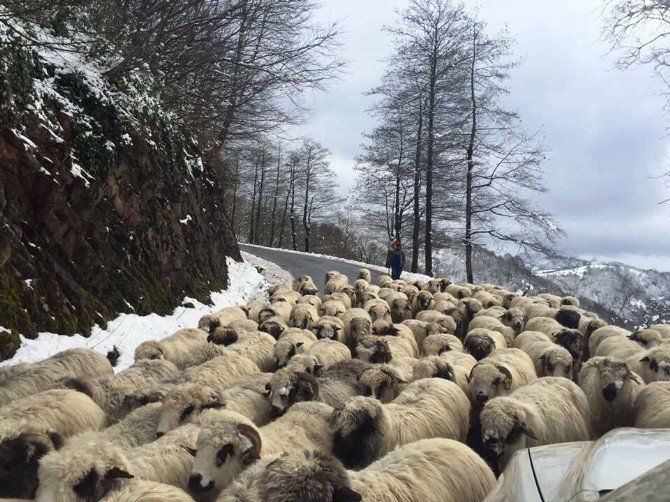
[239,244,385,289]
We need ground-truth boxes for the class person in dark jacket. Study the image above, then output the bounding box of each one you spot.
[385,239,406,280]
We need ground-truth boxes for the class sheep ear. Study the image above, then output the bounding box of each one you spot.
[466,364,479,383]
[263,382,272,397]
[496,365,513,390]
[295,372,320,401]
[313,364,323,374]
[640,356,651,363]
[241,447,261,465]
[516,422,537,440]
[332,486,363,502]
[181,445,198,457]
[296,342,305,348]
[105,466,134,479]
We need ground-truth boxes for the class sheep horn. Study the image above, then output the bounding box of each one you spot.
[236,423,262,457]
[496,365,513,390]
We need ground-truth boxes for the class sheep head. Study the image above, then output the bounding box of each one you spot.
[480,397,537,465]
[313,318,342,340]
[0,431,64,499]
[366,303,391,323]
[358,366,407,403]
[552,329,585,361]
[586,357,641,402]
[503,308,525,334]
[539,346,573,379]
[467,363,513,406]
[422,334,455,356]
[584,318,607,337]
[190,414,262,493]
[274,340,305,369]
[320,301,346,318]
[371,319,392,336]
[330,396,384,469]
[257,450,361,502]
[390,298,412,323]
[35,437,132,502]
[348,317,372,344]
[639,347,670,382]
[208,327,239,346]
[555,307,581,329]
[415,291,435,312]
[628,329,663,349]
[464,332,496,361]
[259,317,287,339]
[133,340,164,361]
[412,357,457,382]
[267,370,319,418]
[156,384,225,437]
[356,336,392,364]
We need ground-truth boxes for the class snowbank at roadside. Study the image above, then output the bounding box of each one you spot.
[1,258,267,372]
[241,251,294,287]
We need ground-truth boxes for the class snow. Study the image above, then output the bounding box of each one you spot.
[241,251,294,287]
[1,258,268,372]
[241,243,432,282]
[179,214,192,225]
[23,279,33,289]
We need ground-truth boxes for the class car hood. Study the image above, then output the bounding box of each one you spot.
[552,428,670,501]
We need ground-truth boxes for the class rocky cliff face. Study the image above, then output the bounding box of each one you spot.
[0,25,240,359]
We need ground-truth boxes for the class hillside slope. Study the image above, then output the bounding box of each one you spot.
[0,18,239,359]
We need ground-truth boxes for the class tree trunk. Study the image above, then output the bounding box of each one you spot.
[231,155,240,226]
[278,169,291,248]
[424,49,438,277]
[248,156,259,243]
[268,145,282,246]
[289,161,297,251]
[303,151,312,252]
[465,28,477,284]
[411,94,424,273]
[254,150,266,244]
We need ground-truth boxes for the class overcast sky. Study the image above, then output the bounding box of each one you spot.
[292,0,670,272]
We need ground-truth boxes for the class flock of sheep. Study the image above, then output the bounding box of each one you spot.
[1,268,670,502]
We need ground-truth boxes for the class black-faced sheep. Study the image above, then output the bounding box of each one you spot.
[578,357,643,436]
[274,330,318,368]
[249,439,496,502]
[411,291,435,317]
[0,349,113,406]
[341,308,372,350]
[467,348,537,408]
[513,331,574,379]
[330,378,470,469]
[133,328,208,369]
[480,377,591,471]
[467,316,515,346]
[463,328,507,361]
[188,402,333,495]
[634,381,670,428]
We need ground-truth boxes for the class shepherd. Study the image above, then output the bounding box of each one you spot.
[385,238,406,280]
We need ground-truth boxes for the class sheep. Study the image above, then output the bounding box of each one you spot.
[401,319,450,348]
[536,293,562,308]
[0,389,106,442]
[467,315,515,346]
[259,302,293,324]
[401,284,420,304]
[550,328,586,369]
[463,328,508,361]
[94,403,165,448]
[325,274,348,295]
[480,377,591,471]
[414,311,458,335]
[467,348,537,408]
[269,284,293,297]
[524,316,564,337]
[355,289,379,308]
[446,284,471,299]
[156,382,270,437]
[630,345,670,383]
[389,296,413,323]
[579,315,607,340]
[201,331,276,373]
[421,279,442,294]
[330,378,470,469]
[199,307,248,331]
[578,357,643,436]
[555,306,582,329]
[412,352,477,393]
[171,353,260,390]
[61,359,179,422]
[259,315,289,339]
[650,324,670,339]
[323,292,353,310]
[377,275,394,288]
[513,331,574,379]
[35,424,198,501]
[103,480,195,502]
[628,328,665,349]
[634,381,670,428]
[188,402,333,495]
[588,326,632,356]
[319,299,347,318]
[274,330,318,368]
[476,306,525,334]
[271,290,302,304]
[356,335,415,363]
[245,301,270,323]
[266,363,364,418]
[302,339,351,369]
[134,328,208,369]
[250,439,496,502]
[353,278,369,295]
[0,349,113,406]
[312,316,345,341]
[473,290,503,309]
[356,268,372,283]
[297,294,322,309]
[357,364,412,402]
[524,303,557,320]
[372,322,420,357]
[561,295,580,307]
[0,431,64,499]
[363,298,392,323]
[594,334,652,360]
[411,291,435,317]
[341,308,372,350]
[422,333,464,356]
[297,278,319,296]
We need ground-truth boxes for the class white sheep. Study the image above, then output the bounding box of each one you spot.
[259,302,293,324]
[323,292,353,310]
[325,273,348,295]
[35,424,198,501]
[480,377,591,470]
[411,291,435,317]
[199,307,248,331]
[630,345,670,383]
[0,349,113,406]
[356,335,415,363]
[634,381,670,428]
[0,389,106,442]
[319,299,347,319]
[363,298,392,323]
[302,339,351,369]
[513,331,574,379]
[422,333,464,356]
[289,303,320,330]
[578,356,643,436]
[297,294,322,309]
[171,353,260,390]
[247,438,496,502]
[61,359,179,422]
[588,326,632,356]
[245,301,270,323]
[330,378,470,469]
[312,316,345,341]
[467,316,515,346]
[188,402,333,494]
[134,328,208,369]
[467,348,537,408]
[463,328,508,360]
[341,308,372,350]
[274,330,318,368]
[412,352,477,393]
[258,316,289,339]
[103,480,195,502]
[414,311,458,335]
[357,268,372,283]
